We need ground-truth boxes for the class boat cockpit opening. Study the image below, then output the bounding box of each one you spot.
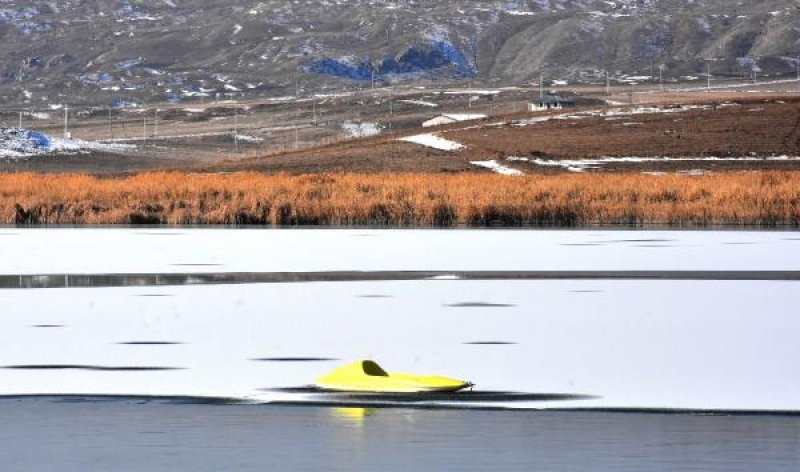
[362,360,389,376]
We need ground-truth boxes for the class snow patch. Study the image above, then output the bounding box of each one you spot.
[234,134,263,143]
[398,133,464,151]
[471,159,523,175]
[511,155,800,172]
[397,99,438,108]
[0,128,135,159]
[342,122,381,138]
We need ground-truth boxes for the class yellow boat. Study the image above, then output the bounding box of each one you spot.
[315,360,472,393]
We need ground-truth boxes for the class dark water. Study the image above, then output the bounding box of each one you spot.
[4,270,800,290]
[0,399,797,471]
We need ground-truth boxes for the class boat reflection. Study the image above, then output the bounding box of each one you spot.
[330,407,377,424]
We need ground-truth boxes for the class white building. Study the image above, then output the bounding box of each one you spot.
[529,95,575,111]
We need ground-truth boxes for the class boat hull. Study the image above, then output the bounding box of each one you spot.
[315,360,472,393]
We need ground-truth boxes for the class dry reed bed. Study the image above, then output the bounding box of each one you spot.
[1,172,799,226]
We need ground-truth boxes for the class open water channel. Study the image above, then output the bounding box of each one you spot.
[1,228,798,470]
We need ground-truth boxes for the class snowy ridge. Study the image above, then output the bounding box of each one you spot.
[3,1,799,102]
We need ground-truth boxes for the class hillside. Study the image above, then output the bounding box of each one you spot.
[1,0,798,107]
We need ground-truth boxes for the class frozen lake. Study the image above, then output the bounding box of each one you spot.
[1,228,800,412]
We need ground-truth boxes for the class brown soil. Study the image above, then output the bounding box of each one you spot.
[3,88,799,175]
[217,96,800,174]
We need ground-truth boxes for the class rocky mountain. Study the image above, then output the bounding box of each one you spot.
[0,0,798,106]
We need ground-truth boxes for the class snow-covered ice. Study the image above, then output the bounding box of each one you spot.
[1,229,799,411]
[3,229,800,275]
[1,273,799,411]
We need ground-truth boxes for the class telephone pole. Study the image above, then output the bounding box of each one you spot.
[63,106,69,139]
[312,102,318,126]
[388,84,394,130]
[233,105,239,153]
[539,73,544,98]
[796,56,800,80]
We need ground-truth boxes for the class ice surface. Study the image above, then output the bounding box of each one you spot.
[3,229,800,275]
[1,279,799,411]
[1,229,799,411]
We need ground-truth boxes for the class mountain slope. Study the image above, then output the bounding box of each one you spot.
[0,0,798,106]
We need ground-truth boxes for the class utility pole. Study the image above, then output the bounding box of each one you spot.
[63,106,69,139]
[388,84,394,130]
[468,80,472,108]
[539,73,544,98]
[18,110,22,129]
[473,34,479,79]
[312,102,317,126]
[706,59,711,90]
[796,56,799,80]
[108,108,113,140]
[233,105,239,153]
[604,71,610,96]
[658,65,664,91]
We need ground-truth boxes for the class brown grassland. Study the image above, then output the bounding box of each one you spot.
[2,171,799,227]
